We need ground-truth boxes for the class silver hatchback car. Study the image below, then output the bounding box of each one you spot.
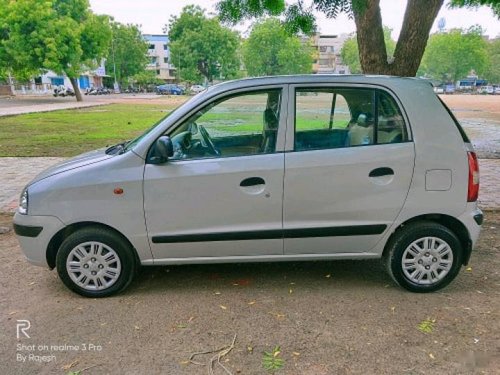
[14,75,483,297]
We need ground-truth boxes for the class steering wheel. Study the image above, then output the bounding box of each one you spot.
[198,125,220,156]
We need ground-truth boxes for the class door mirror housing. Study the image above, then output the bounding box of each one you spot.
[149,136,174,164]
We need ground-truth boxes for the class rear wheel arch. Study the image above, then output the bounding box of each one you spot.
[383,213,471,265]
[46,222,139,269]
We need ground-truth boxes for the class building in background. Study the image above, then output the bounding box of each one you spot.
[143,34,176,82]
[306,34,351,75]
[30,60,108,93]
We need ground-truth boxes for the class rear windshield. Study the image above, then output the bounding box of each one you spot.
[437,97,470,143]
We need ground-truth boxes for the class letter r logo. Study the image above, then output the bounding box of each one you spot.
[16,320,30,339]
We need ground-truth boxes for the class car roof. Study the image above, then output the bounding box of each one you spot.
[205,74,430,95]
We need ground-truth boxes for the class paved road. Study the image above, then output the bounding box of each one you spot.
[1,157,498,213]
[0,94,177,117]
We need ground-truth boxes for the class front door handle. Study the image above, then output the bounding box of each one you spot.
[369,167,394,177]
[240,177,265,187]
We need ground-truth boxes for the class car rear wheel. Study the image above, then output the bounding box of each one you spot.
[56,227,136,297]
[384,222,463,292]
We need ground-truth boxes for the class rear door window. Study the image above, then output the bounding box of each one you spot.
[294,88,407,151]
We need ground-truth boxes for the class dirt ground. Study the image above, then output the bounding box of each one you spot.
[0,211,499,375]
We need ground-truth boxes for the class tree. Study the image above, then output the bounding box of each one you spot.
[420,27,490,82]
[166,5,240,83]
[132,70,164,87]
[217,0,500,77]
[243,19,312,76]
[485,38,500,83]
[0,0,111,101]
[106,22,148,87]
[341,26,395,74]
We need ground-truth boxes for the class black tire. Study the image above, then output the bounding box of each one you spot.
[56,227,137,297]
[384,221,463,293]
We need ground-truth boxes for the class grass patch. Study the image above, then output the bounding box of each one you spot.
[0,104,172,157]
[0,102,352,157]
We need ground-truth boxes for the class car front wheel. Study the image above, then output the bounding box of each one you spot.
[56,227,136,297]
[384,222,463,292]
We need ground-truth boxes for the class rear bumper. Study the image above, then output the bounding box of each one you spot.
[458,203,483,265]
[13,212,65,267]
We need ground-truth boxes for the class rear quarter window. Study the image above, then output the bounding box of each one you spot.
[437,97,471,143]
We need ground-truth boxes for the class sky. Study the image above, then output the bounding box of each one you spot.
[89,0,500,40]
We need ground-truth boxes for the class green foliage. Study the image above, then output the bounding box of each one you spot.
[132,70,164,86]
[262,346,285,372]
[106,22,148,85]
[0,0,111,98]
[340,27,396,74]
[420,27,490,82]
[449,0,500,17]
[418,318,436,334]
[167,6,240,83]
[243,19,313,76]
[485,38,500,83]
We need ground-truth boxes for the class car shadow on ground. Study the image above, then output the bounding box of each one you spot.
[125,259,395,296]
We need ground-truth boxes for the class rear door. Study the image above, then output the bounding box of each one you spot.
[283,84,415,255]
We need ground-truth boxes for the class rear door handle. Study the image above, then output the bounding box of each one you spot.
[369,167,394,177]
[240,177,265,187]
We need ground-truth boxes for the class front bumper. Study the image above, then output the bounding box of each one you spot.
[13,212,65,267]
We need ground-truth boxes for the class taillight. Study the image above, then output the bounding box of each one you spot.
[467,152,479,202]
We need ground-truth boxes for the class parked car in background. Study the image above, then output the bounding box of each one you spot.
[156,84,184,95]
[189,84,206,94]
[433,86,444,94]
[478,85,494,94]
[494,86,500,95]
[444,84,455,94]
[14,75,482,297]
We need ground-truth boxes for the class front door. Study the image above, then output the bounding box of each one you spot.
[284,85,415,254]
[144,88,286,260]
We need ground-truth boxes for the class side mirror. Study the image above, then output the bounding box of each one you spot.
[150,136,174,164]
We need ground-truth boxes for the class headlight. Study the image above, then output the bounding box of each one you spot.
[19,189,28,215]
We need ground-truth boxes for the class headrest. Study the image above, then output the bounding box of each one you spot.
[357,113,372,128]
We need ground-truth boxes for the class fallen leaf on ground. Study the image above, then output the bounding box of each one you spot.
[429,353,435,359]
[248,301,256,305]
[220,305,227,310]
[61,360,79,370]
[134,325,140,330]
[293,352,300,356]
[466,267,472,271]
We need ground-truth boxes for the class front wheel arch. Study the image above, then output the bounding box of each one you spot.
[46,222,139,270]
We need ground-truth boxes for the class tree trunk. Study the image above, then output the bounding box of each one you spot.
[353,0,444,77]
[390,0,444,76]
[68,77,83,102]
[352,0,388,74]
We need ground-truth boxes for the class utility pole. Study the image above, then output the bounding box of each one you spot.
[112,37,119,93]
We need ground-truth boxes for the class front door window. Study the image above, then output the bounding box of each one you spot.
[168,90,282,160]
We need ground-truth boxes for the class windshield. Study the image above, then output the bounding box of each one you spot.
[122,93,202,152]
